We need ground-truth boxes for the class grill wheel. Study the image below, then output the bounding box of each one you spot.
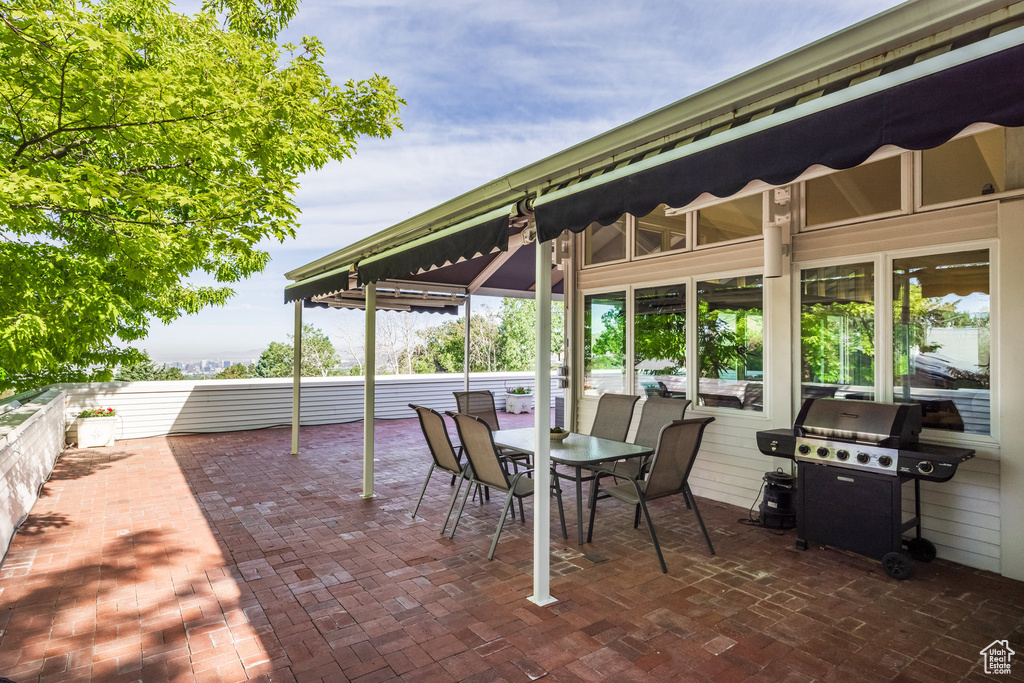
[906,537,937,562]
[882,551,914,580]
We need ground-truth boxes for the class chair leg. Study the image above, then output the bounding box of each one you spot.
[633,504,641,529]
[552,471,567,540]
[442,469,466,535]
[517,496,525,524]
[685,484,715,556]
[488,492,516,560]
[586,477,601,543]
[449,474,475,539]
[638,497,668,574]
[412,463,435,518]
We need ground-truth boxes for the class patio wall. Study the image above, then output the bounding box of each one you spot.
[52,372,562,441]
[0,388,67,562]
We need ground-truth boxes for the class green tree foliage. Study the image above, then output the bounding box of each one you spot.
[801,301,874,385]
[634,310,685,373]
[253,341,292,378]
[114,360,186,381]
[216,363,251,379]
[253,324,339,378]
[417,318,467,373]
[697,303,764,380]
[416,311,501,373]
[0,0,403,392]
[498,299,564,371]
[414,301,563,373]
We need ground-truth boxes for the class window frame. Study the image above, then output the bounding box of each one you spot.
[632,208,693,262]
[798,147,911,233]
[792,253,885,413]
[579,217,631,270]
[914,122,1024,213]
[632,281,689,397]
[792,239,998,445]
[691,188,768,251]
[580,264,771,420]
[578,287,629,397]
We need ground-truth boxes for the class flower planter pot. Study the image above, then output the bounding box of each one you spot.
[71,416,117,448]
[505,393,533,414]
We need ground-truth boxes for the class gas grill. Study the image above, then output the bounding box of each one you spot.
[756,398,974,579]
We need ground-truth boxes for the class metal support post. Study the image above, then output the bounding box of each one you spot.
[363,284,376,498]
[530,239,556,606]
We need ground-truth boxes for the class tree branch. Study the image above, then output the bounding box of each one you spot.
[10,203,243,229]
[29,139,88,164]
[0,12,56,51]
[9,110,231,166]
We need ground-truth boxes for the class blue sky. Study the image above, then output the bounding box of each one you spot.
[148,0,906,362]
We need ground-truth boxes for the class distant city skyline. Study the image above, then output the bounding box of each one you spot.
[142,0,908,360]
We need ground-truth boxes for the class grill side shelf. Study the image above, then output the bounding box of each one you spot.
[755,429,796,459]
[897,443,975,483]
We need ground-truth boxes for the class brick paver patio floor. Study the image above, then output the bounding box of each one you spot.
[1,413,1022,682]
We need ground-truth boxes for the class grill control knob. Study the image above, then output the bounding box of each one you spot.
[816,446,830,458]
[878,455,893,468]
[917,461,934,475]
[835,449,850,461]
[798,444,811,455]
[856,452,871,464]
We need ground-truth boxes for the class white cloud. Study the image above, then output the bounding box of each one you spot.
[146,0,906,357]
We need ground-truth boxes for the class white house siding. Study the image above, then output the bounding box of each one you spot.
[573,197,1012,575]
[0,389,66,563]
[54,372,562,441]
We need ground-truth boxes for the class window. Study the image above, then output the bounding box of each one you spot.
[922,127,1024,206]
[696,276,763,411]
[583,292,626,395]
[893,250,990,434]
[805,156,902,227]
[634,284,686,397]
[696,194,762,246]
[800,264,875,401]
[635,204,686,257]
[583,217,627,265]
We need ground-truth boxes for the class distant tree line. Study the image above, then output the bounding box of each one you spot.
[206,299,563,379]
[112,299,564,380]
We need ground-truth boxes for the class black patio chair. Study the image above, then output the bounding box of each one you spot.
[589,396,690,480]
[587,417,716,573]
[409,404,467,533]
[588,393,640,442]
[447,413,567,559]
[453,390,531,469]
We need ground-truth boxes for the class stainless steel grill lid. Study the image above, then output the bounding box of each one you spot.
[794,398,921,447]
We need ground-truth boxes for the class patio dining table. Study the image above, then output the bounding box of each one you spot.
[492,428,653,545]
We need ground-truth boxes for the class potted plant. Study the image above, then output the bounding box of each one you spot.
[70,407,118,448]
[505,386,533,414]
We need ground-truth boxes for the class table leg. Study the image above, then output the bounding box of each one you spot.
[575,466,584,545]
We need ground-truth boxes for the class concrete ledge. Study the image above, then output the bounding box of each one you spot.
[0,389,67,564]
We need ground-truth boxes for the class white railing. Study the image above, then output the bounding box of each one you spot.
[53,372,563,441]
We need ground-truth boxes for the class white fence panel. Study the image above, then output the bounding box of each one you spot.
[54,372,561,441]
